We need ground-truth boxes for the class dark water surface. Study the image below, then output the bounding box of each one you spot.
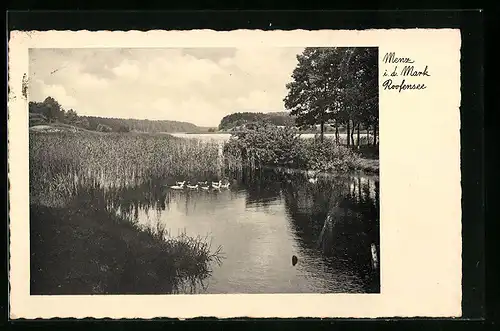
[99,169,380,294]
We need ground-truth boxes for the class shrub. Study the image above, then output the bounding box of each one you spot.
[225,123,302,168]
[298,138,359,172]
[117,125,130,133]
[224,124,361,173]
[96,124,113,132]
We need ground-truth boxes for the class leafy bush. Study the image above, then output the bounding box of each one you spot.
[298,137,359,172]
[117,125,130,133]
[224,124,360,173]
[225,123,302,168]
[96,124,113,132]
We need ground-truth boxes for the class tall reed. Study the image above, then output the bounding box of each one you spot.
[29,132,225,205]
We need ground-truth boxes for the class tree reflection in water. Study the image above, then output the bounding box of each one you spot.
[277,170,380,293]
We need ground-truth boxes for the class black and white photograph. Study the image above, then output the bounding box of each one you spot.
[9,29,463,319]
[28,46,380,295]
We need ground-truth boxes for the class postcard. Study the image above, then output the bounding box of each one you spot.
[8,29,462,319]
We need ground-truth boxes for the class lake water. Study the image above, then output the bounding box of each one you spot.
[103,168,380,294]
[170,132,373,142]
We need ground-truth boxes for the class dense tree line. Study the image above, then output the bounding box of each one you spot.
[284,47,378,146]
[82,116,201,133]
[218,111,296,131]
[29,97,204,133]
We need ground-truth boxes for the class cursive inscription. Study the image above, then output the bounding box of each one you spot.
[401,65,430,77]
[382,79,426,92]
[383,52,415,64]
[382,52,431,92]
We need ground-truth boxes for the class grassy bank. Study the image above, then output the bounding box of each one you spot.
[30,202,222,294]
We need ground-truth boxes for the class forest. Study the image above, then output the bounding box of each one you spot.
[29,97,206,133]
[217,111,296,131]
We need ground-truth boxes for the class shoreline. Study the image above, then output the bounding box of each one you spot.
[265,159,379,180]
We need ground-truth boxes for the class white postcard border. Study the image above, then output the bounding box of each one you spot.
[8,29,462,319]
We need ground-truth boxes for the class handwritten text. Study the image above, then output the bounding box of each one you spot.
[382,52,431,92]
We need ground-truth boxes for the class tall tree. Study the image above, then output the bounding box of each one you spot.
[42,96,63,123]
[339,47,378,147]
[65,109,78,124]
[284,48,346,142]
[285,47,378,147]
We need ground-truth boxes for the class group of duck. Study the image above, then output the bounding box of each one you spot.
[168,179,230,191]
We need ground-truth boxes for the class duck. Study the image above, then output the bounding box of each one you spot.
[176,180,186,186]
[170,182,185,190]
[220,182,230,189]
[186,183,199,189]
[199,182,211,190]
[212,180,222,189]
[292,255,298,266]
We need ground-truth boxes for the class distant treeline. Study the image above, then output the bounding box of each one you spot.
[29,97,205,133]
[218,111,296,131]
[217,111,373,134]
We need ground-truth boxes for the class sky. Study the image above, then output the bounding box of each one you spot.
[28,47,304,127]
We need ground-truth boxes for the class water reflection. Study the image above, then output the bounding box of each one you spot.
[45,167,380,294]
[280,172,380,292]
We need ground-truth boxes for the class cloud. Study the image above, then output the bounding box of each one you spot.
[235,90,278,110]
[36,81,78,109]
[111,59,141,81]
[29,47,303,126]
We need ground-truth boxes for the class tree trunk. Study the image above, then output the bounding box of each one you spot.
[350,120,355,146]
[346,120,350,147]
[373,123,378,146]
[335,122,339,145]
[320,121,324,143]
[242,148,248,166]
[366,126,370,146]
[356,123,360,147]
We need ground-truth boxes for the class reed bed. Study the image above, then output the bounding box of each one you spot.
[29,131,227,205]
